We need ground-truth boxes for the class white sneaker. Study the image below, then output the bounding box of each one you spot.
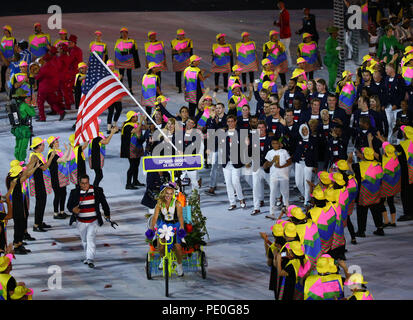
[276,200,282,207]
[240,200,246,208]
[176,263,184,277]
[158,257,164,270]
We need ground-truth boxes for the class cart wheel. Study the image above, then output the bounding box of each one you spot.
[164,257,169,297]
[145,253,152,280]
[200,251,207,279]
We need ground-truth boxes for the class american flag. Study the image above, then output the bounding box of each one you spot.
[74,52,128,146]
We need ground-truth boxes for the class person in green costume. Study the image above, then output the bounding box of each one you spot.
[10,88,36,162]
[324,26,341,92]
[377,25,404,64]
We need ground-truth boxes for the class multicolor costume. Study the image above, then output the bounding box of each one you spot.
[184,66,204,104]
[145,40,167,71]
[141,73,160,108]
[28,33,51,58]
[211,43,233,73]
[297,41,320,72]
[171,38,192,72]
[114,38,138,69]
[263,39,288,73]
[235,40,258,73]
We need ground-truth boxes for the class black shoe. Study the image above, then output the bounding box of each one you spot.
[125,184,138,190]
[59,111,66,121]
[223,89,228,93]
[60,212,69,219]
[389,223,396,227]
[88,261,95,268]
[42,222,52,229]
[21,246,31,253]
[0,87,5,93]
[351,238,357,245]
[178,87,182,94]
[14,246,28,255]
[22,241,28,245]
[54,213,66,220]
[373,228,385,236]
[23,233,36,241]
[107,130,111,135]
[33,226,47,232]
[397,215,413,222]
[214,88,219,93]
[205,188,216,196]
[72,124,76,130]
[251,210,262,216]
[355,231,366,238]
[383,223,391,228]
[133,181,145,187]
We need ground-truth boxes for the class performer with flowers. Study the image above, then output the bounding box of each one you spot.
[148,183,186,277]
[171,29,193,93]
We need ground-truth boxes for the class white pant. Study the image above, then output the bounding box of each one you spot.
[223,164,244,205]
[295,162,313,205]
[77,220,98,261]
[242,166,254,189]
[280,38,292,66]
[185,170,199,191]
[252,168,270,210]
[385,105,397,143]
[270,178,289,215]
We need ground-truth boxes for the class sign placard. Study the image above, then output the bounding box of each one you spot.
[143,154,203,172]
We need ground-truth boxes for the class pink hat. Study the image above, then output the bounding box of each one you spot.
[287,205,297,218]
[95,30,102,35]
[382,141,390,149]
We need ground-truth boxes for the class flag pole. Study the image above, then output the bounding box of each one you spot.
[91,51,178,152]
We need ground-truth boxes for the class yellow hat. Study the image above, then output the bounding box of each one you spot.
[10,160,23,168]
[318,171,332,185]
[302,33,312,39]
[328,258,338,273]
[30,137,45,149]
[120,27,128,33]
[337,160,349,171]
[363,147,375,160]
[9,166,23,177]
[148,62,161,70]
[344,273,368,285]
[333,172,346,186]
[176,29,185,35]
[262,81,275,90]
[147,30,157,38]
[284,222,297,238]
[403,126,413,140]
[106,59,115,67]
[291,207,306,220]
[297,57,306,64]
[47,136,59,147]
[272,223,284,237]
[405,46,413,55]
[190,55,202,63]
[313,188,325,201]
[10,286,33,300]
[58,29,67,34]
[126,110,138,121]
[383,143,395,155]
[269,30,279,38]
[0,256,11,272]
[288,241,304,256]
[291,68,305,79]
[19,61,28,67]
[69,134,75,146]
[325,188,337,202]
[216,33,226,40]
[157,95,170,103]
[78,62,87,69]
[342,70,353,79]
[362,54,373,63]
[3,25,12,33]
[261,58,271,66]
[316,257,330,274]
[95,30,102,35]
[232,64,242,72]
[241,31,250,38]
[34,22,41,28]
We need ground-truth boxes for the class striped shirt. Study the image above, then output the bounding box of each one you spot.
[78,186,97,223]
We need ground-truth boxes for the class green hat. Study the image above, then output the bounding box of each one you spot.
[327,26,339,34]
[12,88,29,98]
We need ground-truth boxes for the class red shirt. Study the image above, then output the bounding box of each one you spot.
[277,9,291,39]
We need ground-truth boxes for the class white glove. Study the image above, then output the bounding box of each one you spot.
[336,46,343,51]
